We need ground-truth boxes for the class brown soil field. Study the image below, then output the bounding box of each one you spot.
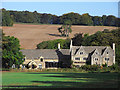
[2,24,117,49]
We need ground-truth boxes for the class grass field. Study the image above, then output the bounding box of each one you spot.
[2,72,119,89]
[2,24,117,49]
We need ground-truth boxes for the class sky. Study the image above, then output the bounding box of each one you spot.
[2,2,118,17]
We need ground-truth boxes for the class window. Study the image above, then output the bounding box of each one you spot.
[96,52,98,54]
[107,52,109,54]
[80,52,83,55]
[75,57,80,60]
[94,58,98,61]
[83,58,87,60]
[105,58,109,61]
[40,58,43,62]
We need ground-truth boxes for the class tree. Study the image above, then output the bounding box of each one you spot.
[104,15,116,26]
[2,8,13,26]
[72,33,83,46]
[102,15,107,26]
[59,12,82,25]
[2,33,24,68]
[92,16,103,26]
[81,13,93,26]
[58,20,72,37]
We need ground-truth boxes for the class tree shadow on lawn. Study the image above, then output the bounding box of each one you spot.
[2,79,118,90]
[2,72,119,89]
[25,72,118,79]
[47,33,62,37]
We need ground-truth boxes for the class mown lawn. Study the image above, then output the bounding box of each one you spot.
[2,72,119,89]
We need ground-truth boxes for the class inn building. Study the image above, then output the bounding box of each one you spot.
[20,40,115,69]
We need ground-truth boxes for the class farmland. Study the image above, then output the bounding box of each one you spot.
[2,23,117,49]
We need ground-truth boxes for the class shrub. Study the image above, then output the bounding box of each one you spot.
[81,65,100,71]
[109,64,120,72]
[102,63,107,67]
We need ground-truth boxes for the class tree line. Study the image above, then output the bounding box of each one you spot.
[2,8,120,27]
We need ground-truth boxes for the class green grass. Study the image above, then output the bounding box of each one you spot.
[2,72,119,89]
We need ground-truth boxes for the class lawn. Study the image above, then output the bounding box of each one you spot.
[2,72,119,89]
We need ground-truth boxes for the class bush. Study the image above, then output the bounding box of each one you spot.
[2,68,10,71]
[109,64,120,72]
[81,65,100,71]
[102,63,107,67]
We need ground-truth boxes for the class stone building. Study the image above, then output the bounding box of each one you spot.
[20,40,115,69]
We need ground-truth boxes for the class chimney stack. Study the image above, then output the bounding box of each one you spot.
[70,39,72,51]
[58,43,60,50]
[113,43,115,64]
[113,43,115,52]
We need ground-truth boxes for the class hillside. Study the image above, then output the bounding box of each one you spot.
[2,24,117,49]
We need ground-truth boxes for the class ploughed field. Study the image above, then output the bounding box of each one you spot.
[2,24,117,49]
[2,72,119,89]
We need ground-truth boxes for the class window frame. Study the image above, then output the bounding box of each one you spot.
[75,57,80,60]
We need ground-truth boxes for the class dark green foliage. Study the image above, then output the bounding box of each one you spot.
[2,8,13,26]
[104,15,117,26]
[37,39,70,49]
[72,33,83,46]
[81,65,100,71]
[58,20,72,37]
[2,9,119,26]
[8,10,58,24]
[93,16,103,26]
[59,12,82,25]
[102,63,108,67]
[109,64,120,71]
[80,13,93,26]
[2,33,24,68]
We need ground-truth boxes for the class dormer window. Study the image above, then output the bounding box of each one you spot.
[80,52,83,55]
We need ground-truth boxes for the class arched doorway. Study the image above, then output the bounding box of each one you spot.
[28,61,37,69]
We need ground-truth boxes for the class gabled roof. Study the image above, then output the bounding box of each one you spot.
[72,46,114,56]
[20,49,70,59]
[91,48,101,56]
[74,46,87,55]
[102,47,114,56]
